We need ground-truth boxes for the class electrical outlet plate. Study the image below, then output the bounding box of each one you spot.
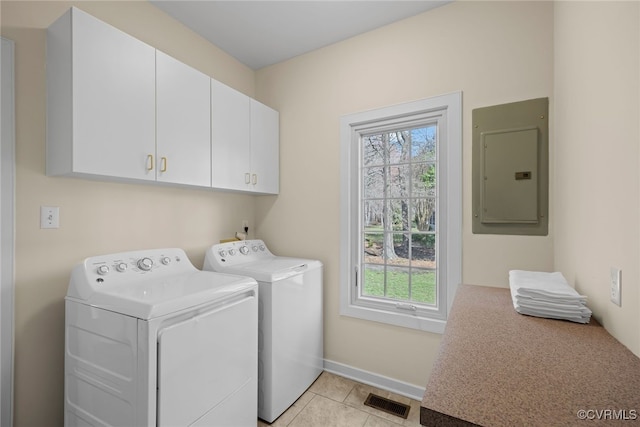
[610,267,621,307]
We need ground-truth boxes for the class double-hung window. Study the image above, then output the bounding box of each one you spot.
[340,93,462,333]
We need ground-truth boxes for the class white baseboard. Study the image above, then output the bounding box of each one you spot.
[323,359,426,401]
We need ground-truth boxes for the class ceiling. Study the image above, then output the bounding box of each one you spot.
[150,1,451,70]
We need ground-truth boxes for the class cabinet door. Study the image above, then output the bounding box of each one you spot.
[211,80,251,191]
[250,100,279,194]
[156,51,211,187]
[72,8,156,181]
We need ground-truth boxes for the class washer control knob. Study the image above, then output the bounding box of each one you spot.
[97,265,110,276]
[228,249,236,256]
[218,250,227,258]
[252,245,258,252]
[161,256,171,265]
[259,245,266,251]
[115,263,128,272]
[240,246,249,255]
[137,257,153,271]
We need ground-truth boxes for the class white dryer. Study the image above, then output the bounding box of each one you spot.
[64,248,258,427]
[204,240,323,423]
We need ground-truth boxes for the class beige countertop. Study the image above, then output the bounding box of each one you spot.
[420,284,640,426]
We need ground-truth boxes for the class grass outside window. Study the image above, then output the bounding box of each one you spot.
[362,268,436,304]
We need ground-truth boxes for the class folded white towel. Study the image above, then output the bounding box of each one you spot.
[509,270,591,324]
[509,270,586,298]
[516,293,587,305]
[516,306,591,324]
[515,297,592,313]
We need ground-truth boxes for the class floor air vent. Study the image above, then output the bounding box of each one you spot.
[364,393,410,419]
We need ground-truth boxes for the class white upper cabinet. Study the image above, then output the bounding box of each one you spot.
[250,100,279,194]
[211,79,251,191]
[211,80,279,194]
[47,7,278,194]
[156,51,211,187]
[47,7,156,181]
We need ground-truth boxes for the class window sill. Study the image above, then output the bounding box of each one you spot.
[340,302,446,334]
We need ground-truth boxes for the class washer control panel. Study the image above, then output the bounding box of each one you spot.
[206,239,273,269]
[67,248,199,303]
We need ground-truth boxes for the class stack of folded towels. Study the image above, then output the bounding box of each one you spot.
[509,270,592,324]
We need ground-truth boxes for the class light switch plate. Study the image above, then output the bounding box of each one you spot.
[40,206,60,229]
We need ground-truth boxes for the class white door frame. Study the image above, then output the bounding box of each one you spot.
[1,36,16,427]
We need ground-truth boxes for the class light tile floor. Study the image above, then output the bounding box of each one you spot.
[258,371,423,427]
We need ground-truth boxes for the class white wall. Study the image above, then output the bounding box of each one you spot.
[3,1,638,425]
[1,1,257,425]
[256,0,554,388]
[554,1,640,357]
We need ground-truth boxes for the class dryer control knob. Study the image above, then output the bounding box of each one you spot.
[228,249,236,256]
[218,250,227,258]
[252,245,258,252]
[161,256,171,265]
[115,262,128,272]
[137,257,153,271]
[240,246,249,255]
[97,265,110,276]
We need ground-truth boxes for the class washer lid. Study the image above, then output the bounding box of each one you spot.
[67,271,257,320]
[220,257,322,282]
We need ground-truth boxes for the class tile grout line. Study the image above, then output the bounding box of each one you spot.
[286,392,318,427]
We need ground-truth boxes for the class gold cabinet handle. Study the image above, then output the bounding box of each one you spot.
[146,154,154,171]
[160,157,167,172]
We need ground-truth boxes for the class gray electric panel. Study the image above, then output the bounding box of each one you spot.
[472,98,548,235]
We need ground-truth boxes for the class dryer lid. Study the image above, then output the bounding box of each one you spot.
[219,257,322,282]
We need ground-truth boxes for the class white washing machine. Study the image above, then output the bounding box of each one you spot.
[64,248,258,427]
[203,240,323,423]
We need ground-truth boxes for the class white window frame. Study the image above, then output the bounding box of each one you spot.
[339,92,462,334]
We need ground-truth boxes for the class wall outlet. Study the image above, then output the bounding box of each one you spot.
[40,206,60,229]
[610,267,621,307]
